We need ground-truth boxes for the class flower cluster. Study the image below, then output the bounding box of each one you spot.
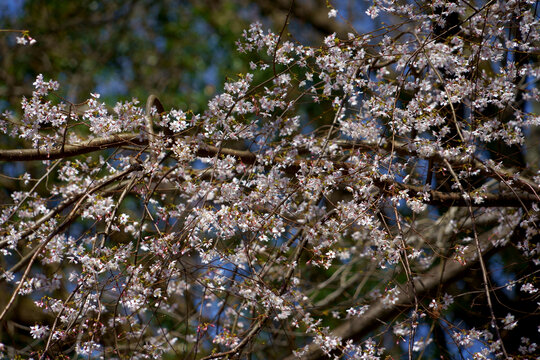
[1,0,539,358]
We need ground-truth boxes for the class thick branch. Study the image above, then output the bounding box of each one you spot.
[0,134,259,164]
[334,139,540,195]
[0,133,146,161]
[374,178,538,207]
[284,233,505,360]
[0,136,535,207]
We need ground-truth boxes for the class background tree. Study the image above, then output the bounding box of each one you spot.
[0,0,539,359]
[0,0,255,111]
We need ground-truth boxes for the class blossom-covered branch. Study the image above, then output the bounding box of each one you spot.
[1,0,539,358]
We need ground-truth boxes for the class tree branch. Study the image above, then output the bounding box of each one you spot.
[0,133,146,161]
[0,135,535,208]
[284,228,510,360]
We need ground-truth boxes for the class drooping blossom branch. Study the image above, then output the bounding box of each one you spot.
[1,0,539,358]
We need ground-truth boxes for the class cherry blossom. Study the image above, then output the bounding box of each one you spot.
[0,0,539,358]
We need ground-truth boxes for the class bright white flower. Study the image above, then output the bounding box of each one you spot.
[16,35,36,45]
[521,283,538,294]
[366,5,380,19]
[442,293,454,309]
[502,313,518,330]
[30,325,49,339]
[118,213,129,224]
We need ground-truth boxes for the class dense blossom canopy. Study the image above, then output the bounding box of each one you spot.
[0,0,539,359]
